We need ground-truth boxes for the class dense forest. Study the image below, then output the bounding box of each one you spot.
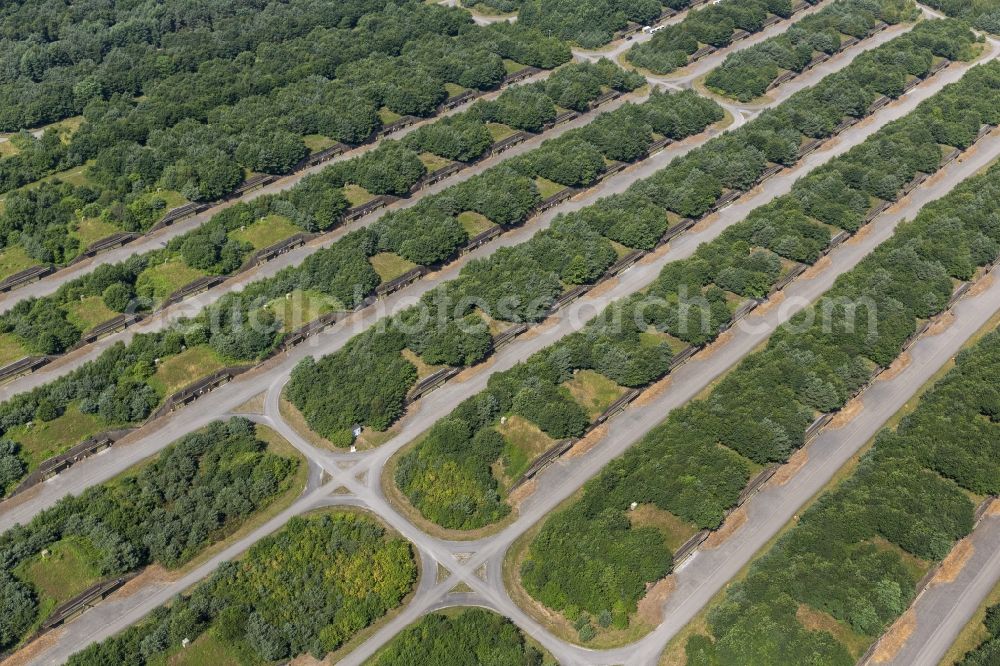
[282,88,723,445]
[0,18,978,499]
[390,20,986,531]
[686,326,1000,664]
[0,59,643,354]
[705,0,919,101]
[0,418,298,652]
[922,0,1000,33]
[0,62,695,496]
[517,97,1000,641]
[958,602,1000,665]
[372,608,549,665]
[65,512,416,665]
[518,0,671,49]
[0,0,570,265]
[296,20,977,456]
[628,0,823,75]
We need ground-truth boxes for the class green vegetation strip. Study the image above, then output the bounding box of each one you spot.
[682,324,1000,664]
[64,511,417,666]
[0,67,706,495]
[370,608,554,665]
[628,0,822,75]
[394,34,995,536]
[705,0,919,102]
[282,20,973,451]
[0,60,643,359]
[513,88,1000,644]
[921,0,1000,33]
[0,0,571,266]
[954,600,1000,665]
[0,418,300,652]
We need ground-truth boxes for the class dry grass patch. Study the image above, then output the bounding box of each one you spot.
[932,538,975,585]
[401,348,443,379]
[872,608,916,663]
[773,447,809,486]
[796,604,869,659]
[829,398,864,429]
[629,504,699,552]
[703,506,747,550]
[563,369,626,420]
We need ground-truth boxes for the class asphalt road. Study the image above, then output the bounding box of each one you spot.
[0,15,937,404]
[5,14,997,666]
[0,49,978,532]
[0,0,825,317]
[15,97,1000,666]
[0,6,922,408]
[881,510,1000,666]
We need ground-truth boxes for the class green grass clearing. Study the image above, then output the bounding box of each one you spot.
[266,289,343,332]
[71,217,121,249]
[496,415,556,485]
[0,332,30,366]
[65,296,118,332]
[147,629,245,666]
[563,369,627,420]
[0,245,41,280]
[379,107,404,124]
[627,504,700,552]
[402,348,445,379]
[8,403,106,470]
[148,345,227,397]
[419,151,452,172]
[229,214,299,250]
[151,189,188,210]
[444,82,471,98]
[458,211,495,236]
[640,329,689,354]
[503,58,528,75]
[370,252,418,282]
[302,134,338,154]
[0,140,20,159]
[40,115,85,142]
[486,122,517,142]
[28,161,94,191]
[535,176,567,200]
[343,183,376,206]
[136,260,207,303]
[14,536,103,619]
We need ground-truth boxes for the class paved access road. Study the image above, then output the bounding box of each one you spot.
[0,1,915,408]
[1,45,978,532]
[0,65,560,316]
[881,509,1000,666]
[16,97,1000,666]
[0,0,827,317]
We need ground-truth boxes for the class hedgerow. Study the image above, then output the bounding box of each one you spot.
[689,324,1000,664]
[64,512,416,664]
[518,90,1000,630]
[390,21,987,531]
[705,0,919,102]
[0,418,298,652]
